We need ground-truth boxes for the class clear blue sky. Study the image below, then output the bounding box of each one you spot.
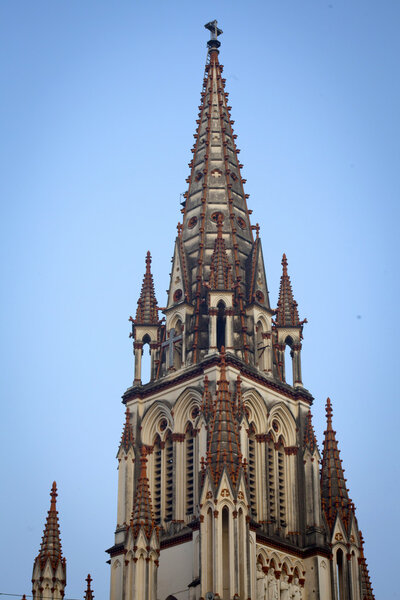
[0,1,399,598]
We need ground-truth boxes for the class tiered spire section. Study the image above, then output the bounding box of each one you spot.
[207,349,242,486]
[84,574,94,600]
[130,447,157,539]
[35,482,64,571]
[119,407,134,452]
[320,398,354,531]
[178,30,270,362]
[359,531,375,599]
[32,482,66,600]
[303,409,318,454]
[209,214,233,289]
[276,254,301,326]
[134,251,159,324]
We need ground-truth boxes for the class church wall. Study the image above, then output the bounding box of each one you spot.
[157,541,194,600]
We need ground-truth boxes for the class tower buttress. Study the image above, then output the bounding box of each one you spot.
[32,482,66,600]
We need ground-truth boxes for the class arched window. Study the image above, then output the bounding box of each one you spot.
[284,336,294,385]
[164,432,174,521]
[222,507,230,599]
[141,334,151,384]
[206,508,213,591]
[217,301,226,351]
[185,423,195,517]
[336,549,344,600]
[266,432,287,529]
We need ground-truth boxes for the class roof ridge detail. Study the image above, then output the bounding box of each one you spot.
[359,531,375,599]
[130,447,157,540]
[320,398,354,532]
[275,253,302,327]
[303,409,318,454]
[134,251,159,325]
[35,481,65,571]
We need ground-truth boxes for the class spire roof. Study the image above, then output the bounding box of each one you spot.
[275,254,302,327]
[134,251,159,325]
[130,447,157,539]
[179,26,259,362]
[207,349,242,486]
[119,407,135,453]
[320,398,354,532]
[84,574,94,600]
[303,409,318,454]
[35,482,65,571]
[209,214,233,290]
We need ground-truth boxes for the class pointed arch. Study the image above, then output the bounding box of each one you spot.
[243,389,268,433]
[268,402,296,446]
[141,401,173,446]
[173,387,203,431]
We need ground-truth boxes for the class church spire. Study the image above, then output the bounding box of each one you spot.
[35,482,64,572]
[207,349,242,487]
[32,482,66,600]
[178,21,264,364]
[320,398,354,531]
[134,251,159,325]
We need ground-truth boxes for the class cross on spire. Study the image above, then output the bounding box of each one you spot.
[204,20,223,40]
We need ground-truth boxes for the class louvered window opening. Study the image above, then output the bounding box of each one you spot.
[267,441,276,522]
[165,437,174,521]
[153,443,162,524]
[186,434,194,516]
[248,436,257,516]
[277,448,286,526]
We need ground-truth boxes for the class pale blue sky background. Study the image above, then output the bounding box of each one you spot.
[1,1,399,598]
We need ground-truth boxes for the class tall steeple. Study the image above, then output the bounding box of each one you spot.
[108,22,375,600]
[161,19,271,367]
[320,398,354,531]
[32,482,66,600]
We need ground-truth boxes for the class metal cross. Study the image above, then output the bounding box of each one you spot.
[204,20,223,40]
[161,328,183,369]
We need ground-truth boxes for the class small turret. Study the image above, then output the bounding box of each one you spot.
[32,482,66,600]
[274,254,306,385]
[130,252,161,384]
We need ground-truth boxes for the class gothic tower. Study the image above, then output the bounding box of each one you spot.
[107,21,374,600]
